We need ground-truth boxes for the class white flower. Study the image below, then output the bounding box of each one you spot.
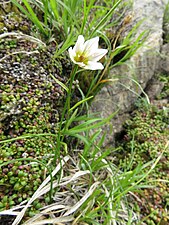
[68,35,108,70]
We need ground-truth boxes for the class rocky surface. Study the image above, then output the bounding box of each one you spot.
[160,43,169,73]
[90,0,169,146]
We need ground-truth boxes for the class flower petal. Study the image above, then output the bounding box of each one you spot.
[68,47,77,64]
[84,61,104,70]
[74,35,85,53]
[68,35,108,71]
[75,62,86,68]
[68,48,86,68]
[88,49,108,61]
[83,36,99,55]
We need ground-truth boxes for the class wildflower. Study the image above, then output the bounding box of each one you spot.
[68,35,108,70]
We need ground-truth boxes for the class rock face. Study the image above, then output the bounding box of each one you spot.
[90,0,169,146]
[160,43,169,74]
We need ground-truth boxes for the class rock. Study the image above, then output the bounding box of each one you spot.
[160,43,169,74]
[144,76,165,100]
[90,0,169,146]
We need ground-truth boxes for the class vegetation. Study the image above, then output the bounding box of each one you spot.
[0,0,168,225]
[114,100,169,224]
[163,1,169,43]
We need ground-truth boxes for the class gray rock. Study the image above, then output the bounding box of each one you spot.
[160,43,169,73]
[90,0,169,146]
[144,76,165,100]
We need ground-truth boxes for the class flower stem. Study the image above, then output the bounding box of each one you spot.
[54,65,78,163]
[67,65,78,112]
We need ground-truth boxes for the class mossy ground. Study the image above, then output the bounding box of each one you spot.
[0,37,63,222]
[0,2,74,223]
[115,98,169,224]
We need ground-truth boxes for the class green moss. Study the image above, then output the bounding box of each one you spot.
[0,38,70,215]
[0,22,5,30]
[0,3,30,34]
[157,73,169,99]
[115,103,169,224]
[0,91,57,211]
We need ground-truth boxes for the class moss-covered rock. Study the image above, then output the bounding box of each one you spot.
[0,44,57,212]
[0,2,30,34]
[0,2,74,217]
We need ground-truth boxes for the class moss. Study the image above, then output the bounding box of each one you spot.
[0,2,31,34]
[0,88,58,210]
[115,103,169,224]
[157,73,169,100]
[0,22,5,30]
[0,28,72,216]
